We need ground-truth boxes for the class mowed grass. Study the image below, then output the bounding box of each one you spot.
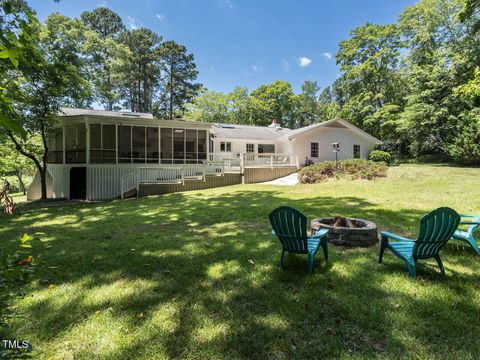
[1,164,480,359]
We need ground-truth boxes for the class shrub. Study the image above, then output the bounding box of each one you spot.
[298,159,388,184]
[369,150,392,165]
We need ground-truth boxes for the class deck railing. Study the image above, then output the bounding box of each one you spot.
[240,153,298,169]
[138,167,183,184]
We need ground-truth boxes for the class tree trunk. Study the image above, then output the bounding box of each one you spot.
[40,168,47,200]
[169,63,174,120]
[16,169,26,195]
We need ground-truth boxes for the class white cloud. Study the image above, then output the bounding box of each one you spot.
[297,57,312,67]
[321,52,333,60]
[127,16,138,30]
[219,0,235,8]
[251,65,258,72]
[155,14,166,21]
[281,59,291,73]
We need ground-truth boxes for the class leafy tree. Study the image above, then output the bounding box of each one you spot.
[80,7,124,40]
[336,23,405,137]
[156,40,201,119]
[81,7,126,110]
[297,81,320,127]
[2,3,87,200]
[119,28,162,113]
[249,80,298,128]
[185,89,229,123]
[0,136,38,194]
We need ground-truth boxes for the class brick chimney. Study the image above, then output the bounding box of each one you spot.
[268,118,280,128]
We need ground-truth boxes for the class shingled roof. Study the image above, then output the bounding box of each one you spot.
[211,123,292,140]
[59,108,153,119]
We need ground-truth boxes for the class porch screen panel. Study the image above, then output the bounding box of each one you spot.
[132,126,146,163]
[46,130,63,163]
[160,128,173,164]
[90,124,102,149]
[186,129,197,163]
[198,130,207,161]
[65,125,86,164]
[118,125,132,163]
[147,127,159,163]
[173,129,185,164]
[103,125,115,149]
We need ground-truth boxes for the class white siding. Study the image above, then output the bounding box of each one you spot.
[47,165,70,199]
[212,138,282,157]
[291,127,376,165]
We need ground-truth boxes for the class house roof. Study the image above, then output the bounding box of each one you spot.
[211,123,292,141]
[278,118,382,144]
[59,108,154,119]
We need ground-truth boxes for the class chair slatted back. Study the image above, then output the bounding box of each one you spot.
[269,206,309,253]
[414,207,460,258]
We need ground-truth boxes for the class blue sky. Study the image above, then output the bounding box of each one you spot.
[29,0,417,94]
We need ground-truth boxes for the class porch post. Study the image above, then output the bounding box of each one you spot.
[85,119,90,164]
[240,153,244,173]
[62,123,66,165]
[270,154,274,170]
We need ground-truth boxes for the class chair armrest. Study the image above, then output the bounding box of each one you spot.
[380,231,414,242]
[460,214,478,218]
[460,221,480,225]
[309,228,329,239]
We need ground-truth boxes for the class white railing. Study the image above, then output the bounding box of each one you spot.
[240,153,296,169]
[205,161,224,176]
[138,167,183,184]
[183,164,207,179]
[120,171,138,199]
[222,158,241,172]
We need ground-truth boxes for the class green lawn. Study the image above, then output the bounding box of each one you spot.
[1,164,480,359]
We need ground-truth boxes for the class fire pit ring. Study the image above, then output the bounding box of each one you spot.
[311,217,378,247]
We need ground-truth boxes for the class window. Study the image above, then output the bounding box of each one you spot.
[353,144,361,159]
[258,144,275,153]
[246,144,255,153]
[220,142,232,152]
[311,142,319,158]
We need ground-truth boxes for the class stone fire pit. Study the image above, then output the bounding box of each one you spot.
[310,216,378,247]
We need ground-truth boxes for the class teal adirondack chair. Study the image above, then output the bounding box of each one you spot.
[452,214,480,255]
[378,207,460,278]
[269,206,329,273]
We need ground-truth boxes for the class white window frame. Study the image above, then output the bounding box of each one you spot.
[353,144,361,159]
[220,141,232,152]
[246,143,255,153]
[311,142,319,158]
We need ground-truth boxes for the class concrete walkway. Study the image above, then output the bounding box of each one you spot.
[259,172,299,186]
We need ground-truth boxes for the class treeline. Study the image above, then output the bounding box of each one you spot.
[186,0,480,165]
[40,7,201,118]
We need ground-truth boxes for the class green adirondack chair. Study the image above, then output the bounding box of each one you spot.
[452,214,480,255]
[378,207,460,278]
[269,206,329,273]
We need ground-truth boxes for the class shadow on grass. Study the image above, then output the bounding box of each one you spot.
[0,188,479,358]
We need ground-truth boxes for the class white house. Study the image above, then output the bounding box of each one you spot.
[28,109,381,201]
[210,118,381,166]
